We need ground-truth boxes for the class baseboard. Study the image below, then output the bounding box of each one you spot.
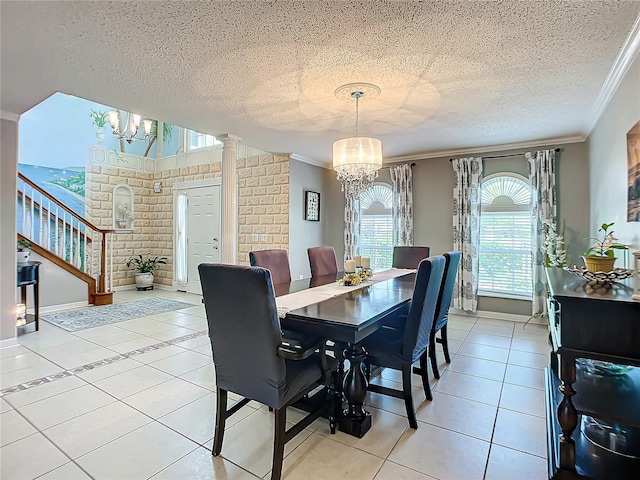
[39,301,88,315]
[0,337,19,349]
[452,308,547,325]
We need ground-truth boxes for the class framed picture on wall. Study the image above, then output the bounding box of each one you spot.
[305,191,320,221]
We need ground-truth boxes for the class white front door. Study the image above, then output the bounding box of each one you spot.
[186,185,221,294]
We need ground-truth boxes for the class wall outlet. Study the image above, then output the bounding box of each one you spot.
[299,274,304,279]
[252,234,258,242]
[260,234,267,241]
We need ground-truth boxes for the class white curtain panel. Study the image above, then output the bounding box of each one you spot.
[452,157,482,313]
[390,164,414,246]
[344,196,361,265]
[527,149,557,316]
[176,193,188,285]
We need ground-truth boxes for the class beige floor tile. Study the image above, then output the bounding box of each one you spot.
[75,357,144,383]
[389,423,490,480]
[492,408,547,458]
[0,398,11,413]
[442,327,469,341]
[52,346,121,370]
[503,364,545,390]
[485,444,547,480]
[447,354,506,382]
[122,377,210,419]
[180,363,217,391]
[75,421,198,479]
[2,375,87,408]
[510,337,551,356]
[507,350,548,370]
[0,361,65,388]
[0,344,32,359]
[148,350,212,376]
[433,371,503,406]
[512,323,549,340]
[151,445,257,479]
[35,339,105,361]
[216,409,313,478]
[470,323,514,338]
[315,406,409,458]
[447,320,475,332]
[0,432,69,479]
[457,342,509,363]
[179,334,212,350]
[151,325,201,341]
[18,384,116,430]
[43,401,152,458]
[159,393,254,445]
[374,461,437,480]
[416,392,498,441]
[282,432,384,480]
[0,410,37,446]
[93,364,174,398]
[499,383,546,417]
[107,336,163,354]
[476,318,516,328]
[116,317,180,335]
[77,328,147,347]
[1,351,50,374]
[132,344,188,364]
[37,461,92,479]
[465,331,512,349]
[71,324,127,340]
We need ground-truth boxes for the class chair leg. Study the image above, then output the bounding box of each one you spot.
[365,362,371,381]
[429,330,440,379]
[441,324,452,363]
[401,364,418,429]
[213,388,227,456]
[271,407,287,480]
[419,353,433,401]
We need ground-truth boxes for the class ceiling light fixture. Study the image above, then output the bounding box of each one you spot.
[108,111,152,144]
[333,83,383,199]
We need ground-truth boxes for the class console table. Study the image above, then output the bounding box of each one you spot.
[16,261,41,331]
[545,268,640,479]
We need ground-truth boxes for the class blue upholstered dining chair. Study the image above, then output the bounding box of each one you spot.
[359,256,445,429]
[249,249,292,285]
[426,250,461,379]
[392,246,431,269]
[198,263,336,480]
[307,246,338,277]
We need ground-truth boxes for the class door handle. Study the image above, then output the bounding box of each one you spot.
[213,237,219,242]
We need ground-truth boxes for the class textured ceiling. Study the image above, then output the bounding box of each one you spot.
[2,1,639,166]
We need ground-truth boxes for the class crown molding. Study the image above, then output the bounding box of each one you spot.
[1,110,20,121]
[585,14,640,136]
[290,153,329,169]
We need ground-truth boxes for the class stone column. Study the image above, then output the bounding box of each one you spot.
[219,134,241,264]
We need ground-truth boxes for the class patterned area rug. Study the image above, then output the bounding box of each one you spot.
[42,298,196,332]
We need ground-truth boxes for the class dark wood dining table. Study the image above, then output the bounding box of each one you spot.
[274,270,417,437]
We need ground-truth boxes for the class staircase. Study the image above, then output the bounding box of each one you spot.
[17,173,113,305]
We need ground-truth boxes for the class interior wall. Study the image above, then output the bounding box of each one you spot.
[22,251,87,308]
[1,116,19,343]
[588,53,640,251]
[289,159,343,279]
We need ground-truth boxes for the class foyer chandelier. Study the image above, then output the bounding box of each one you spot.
[333,83,383,199]
[108,111,152,144]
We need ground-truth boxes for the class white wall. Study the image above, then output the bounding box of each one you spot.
[589,53,640,250]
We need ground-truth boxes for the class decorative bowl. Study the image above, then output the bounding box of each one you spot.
[563,266,633,284]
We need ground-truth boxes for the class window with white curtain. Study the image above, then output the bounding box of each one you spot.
[478,174,533,299]
[187,130,221,151]
[176,193,188,286]
[360,184,393,270]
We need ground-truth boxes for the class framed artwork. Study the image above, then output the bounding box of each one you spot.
[627,119,640,221]
[305,191,320,221]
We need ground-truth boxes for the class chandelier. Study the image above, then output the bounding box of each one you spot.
[333,83,383,199]
[108,111,152,144]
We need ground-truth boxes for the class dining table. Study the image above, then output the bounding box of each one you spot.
[273,268,417,438]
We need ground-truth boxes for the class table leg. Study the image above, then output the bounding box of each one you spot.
[557,354,577,472]
[339,343,371,438]
[33,267,39,331]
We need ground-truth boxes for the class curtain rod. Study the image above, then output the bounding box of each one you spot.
[449,147,561,162]
[381,162,416,170]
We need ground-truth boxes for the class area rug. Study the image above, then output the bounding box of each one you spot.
[42,297,196,332]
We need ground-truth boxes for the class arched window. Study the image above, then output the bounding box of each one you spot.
[479,174,533,298]
[360,184,393,269]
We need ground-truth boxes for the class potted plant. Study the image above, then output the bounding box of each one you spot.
[581,222,628,272]
[125,253,167,290]
[90,109,108,144]
[17,238,31,263]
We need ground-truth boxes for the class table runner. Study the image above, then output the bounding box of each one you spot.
[276,268,414,318]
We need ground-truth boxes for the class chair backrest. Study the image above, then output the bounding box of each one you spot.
[392,246,431,269]
[198,263,286,407]
[401,256,445,363]
[249,249,292,284]
[433,251,461,330]
[307,246,338,277]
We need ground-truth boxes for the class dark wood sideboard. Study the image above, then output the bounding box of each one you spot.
[545,268,640,479]
[17,261,41,331]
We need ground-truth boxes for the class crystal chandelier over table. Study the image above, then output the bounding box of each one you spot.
[108,110,152,144]
[332,83,383,199]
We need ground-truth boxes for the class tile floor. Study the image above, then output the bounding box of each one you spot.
[1,290,550,479]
